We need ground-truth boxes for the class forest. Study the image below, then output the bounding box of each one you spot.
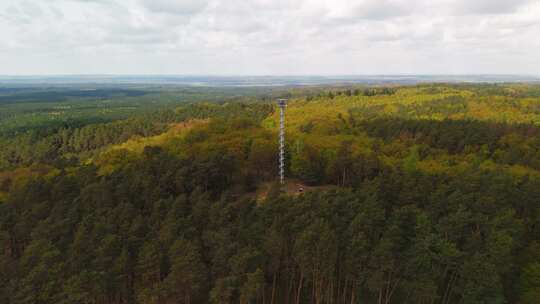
[0,83,539,304]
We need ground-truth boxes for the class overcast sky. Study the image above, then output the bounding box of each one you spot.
[1,0,539,75]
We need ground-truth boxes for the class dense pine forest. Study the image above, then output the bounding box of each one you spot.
[1,83,539,304]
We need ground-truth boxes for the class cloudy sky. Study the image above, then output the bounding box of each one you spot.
[1,0,539,75]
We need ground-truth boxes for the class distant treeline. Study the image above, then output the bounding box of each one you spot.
[306,87,397,101]
[0,89,149,104]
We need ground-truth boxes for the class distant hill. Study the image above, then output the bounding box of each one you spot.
[1,74,540,87]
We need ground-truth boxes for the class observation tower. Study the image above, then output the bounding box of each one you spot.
[277,99,287,185]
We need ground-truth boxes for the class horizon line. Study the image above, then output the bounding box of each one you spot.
[1,73,540,77]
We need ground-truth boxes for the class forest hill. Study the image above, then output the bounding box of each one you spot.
[1,84,539,304]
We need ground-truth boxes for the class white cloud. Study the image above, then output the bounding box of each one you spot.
[139,0,209,15]
[325,0,414,22]
[453,0,534,15]
[0,0,539,75]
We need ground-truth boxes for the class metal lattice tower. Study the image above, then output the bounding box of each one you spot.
[277,99,287,185]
